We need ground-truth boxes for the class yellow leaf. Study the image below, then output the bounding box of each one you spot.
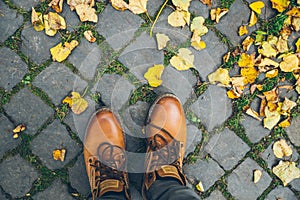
[200,0,212,6]
[44,12,66,36]
[31,7,44,31]
[13,133,19,139]
[242,36,254,51]
[195,181,204,192]
[278,117,291,127]
[67,0,94,10]
[144,64,164,87]
[210,8,228,23]
[168,10,190,27]
[48,0,63,13]
[286,7,300,17]
[241,66,258,84]
[190,16,208,36]
[255,31,267,45]
[249,11,257,27]
[191,40,206,51]
[170,48,194,70]
[273,139,293,158]
[227,90,241,99]
[156,33,170,50]
[266,69,278,78]
[254,169,262,183]
[62,96,73,106]
[71,92,88,114]
[111,0,129,11]
[208,68,231,86]
[50,40,79,62]
[53,148,66,162]
[238,53,254,68]
[239,25,248,36]
[279,54,299,72]
[295,38,300,53]
[292,17,300,32]
[246,107,262,121]
[263,87,278,103]
[84,30,96,43]
[258,58,279,68]
[281,97,297,115]
[263,106,281,130]
[172,0,191,11]
[249,1,265,14]
[13,124,26,133]
[273,161,300,186]
[258,41,277,58]
[276,36,289,53]
[270,0,290,12]
[75,4,98,22]
[128,0,148,14]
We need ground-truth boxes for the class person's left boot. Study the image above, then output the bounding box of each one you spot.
[84,108,131,200]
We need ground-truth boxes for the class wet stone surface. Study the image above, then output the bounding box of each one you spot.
[0,47,28,91]
[3,87,53,135]
[0,155,39,198]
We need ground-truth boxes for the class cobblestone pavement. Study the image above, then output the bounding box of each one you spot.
[0,0,299,199]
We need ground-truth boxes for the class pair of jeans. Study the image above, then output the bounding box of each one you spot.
[98,178,200,200]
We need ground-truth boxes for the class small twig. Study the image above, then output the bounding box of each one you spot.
[145,11,153,24]
[150,0,168,37]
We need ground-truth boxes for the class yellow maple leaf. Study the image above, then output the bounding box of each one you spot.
[264,106,281,130]
[168,10,190,27]
[44,12,66,36]
[249,11,258,27]
[190,16,208,36]
[208,68,231,86]
[128,0,148,14]
[242,36,254,51]
[286,7,300,17]
[278,117,291,127]
[266,69,278,78]
[273,139,293,158]
[210,8,228,23]
[84,30,96,43]
[279,54,299,72]
[48,0,63,13]
[239,25,248,36]
[295,38,300,53]
[249,1,265,14]
[238,53,255,67]
[53,148,66,162]
[50,40,79,62]
[31,7,45,31]
[111,0,129,11]
[227,90,241,99]
[62,96,73,106]
[156,33,170,50]
[75,4,98,22]
[241,66,259,84]
[258,41,277,58]
[144,64,164,87]
[170,48,194,70]
[273,161,300,186]
[270,0,290,12]
[172,0,191,11]
[71,92,88,114]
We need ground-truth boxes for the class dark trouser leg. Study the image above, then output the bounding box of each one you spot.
[96,191,127,200]
[146,178,200,200]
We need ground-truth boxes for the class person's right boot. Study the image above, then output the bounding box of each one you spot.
[142,94,187,199]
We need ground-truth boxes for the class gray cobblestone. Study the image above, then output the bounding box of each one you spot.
[3,87,53,135]
[62,2,81,32]
[285,115,300,146]
[227,158,272,200]
[0,47,28,90]
[0,1,23,43]
[183,158,224,191]
[0,114,21,159]
[205,128,250,170]
[96,5,143,51]
[0,154,39,198]
[185,123,202,157]
[147,0,164,17]
[205,189,226,200]
[265,186,298,200]
[11,0,40,11]
[33,62,88,105]
[190,85,232,131]
[30,120,81,170]
[189,0,211,20]
[32,179,74,200]
[0,190,8,199]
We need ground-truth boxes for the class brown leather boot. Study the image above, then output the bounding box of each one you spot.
[84,108,131,200]
[142,94,187,198]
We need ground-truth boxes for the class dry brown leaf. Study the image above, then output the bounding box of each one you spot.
[253,169,262,183]
[44,12,66,36]
[156,33,170,50]
[53,148,66,161]
[128,0,148,14]
[84,30,96,43]
[168,10,190,27]
[273,161,300,186]
[144,64,164,87]
[279,54,299,72]
[75,4,98,22]
[273,139,293,158]
[210,8,228,23]
[31,7,45,31]
[49,0,64,12]
[71,92,88,114]
[170,48,194,70]
[208,68,231,86]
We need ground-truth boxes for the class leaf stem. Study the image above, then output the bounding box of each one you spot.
[150,0,168,37]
